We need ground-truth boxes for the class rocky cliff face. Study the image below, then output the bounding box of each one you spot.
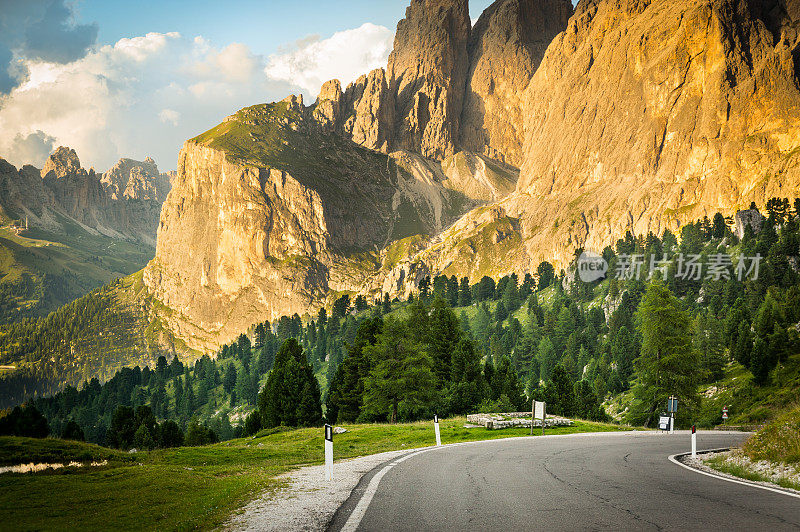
[143,95,519,350]
[41,147,109,227]
[312,0,569,163]
[508,0,800,265]
[460,0,572,166]
[388,0,471,160]
[0,147,171,246]
[388,0,800,282]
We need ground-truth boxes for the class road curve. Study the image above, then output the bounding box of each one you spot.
[330,431,800,531]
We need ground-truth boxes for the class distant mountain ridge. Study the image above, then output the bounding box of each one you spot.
[0,147,172,322]
[1,147,173,246]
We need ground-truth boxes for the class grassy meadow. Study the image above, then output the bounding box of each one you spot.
[0,417,630,530]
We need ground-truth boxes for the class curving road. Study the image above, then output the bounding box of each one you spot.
[329,431,800,531]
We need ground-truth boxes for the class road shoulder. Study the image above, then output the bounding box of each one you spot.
[224,449,409,531]
[670,450,800,499]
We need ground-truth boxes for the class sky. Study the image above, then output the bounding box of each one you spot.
[0,0,495,172]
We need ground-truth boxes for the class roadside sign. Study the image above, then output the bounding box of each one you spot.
[534,401,546,420]
[722,407,728,420]
[658,415,670,431]
[667,396,678,413]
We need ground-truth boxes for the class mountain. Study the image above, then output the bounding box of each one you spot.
[139,0,572,351]
[460,0,574,166]
[0,149,172,322]
[7,0,800,382]
[143,96,518,351]
[395,0,800,277]
[1,147,172,246]
[101,157,172,203]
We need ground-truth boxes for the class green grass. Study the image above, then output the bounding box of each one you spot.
[0,221,153,323]
[705,454,800,492]
[742,406,800,464]
[0,417,630,530]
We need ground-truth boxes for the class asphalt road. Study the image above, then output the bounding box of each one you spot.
[330,431,800,531]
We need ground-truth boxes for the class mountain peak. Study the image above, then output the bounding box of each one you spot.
[387,0,471,160]
[41,146,82,180]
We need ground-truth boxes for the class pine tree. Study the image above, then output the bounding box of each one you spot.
[258,339,322,428]
[326,317,382,423]
[536,337,557,382]
[458,277,472,306]
[541,365,575,417]
[382,292,391,314]
[223,364,237,394]
[427,295,461,384]
[628,281,699,427]
[537,262,555,289]
[362,318,437,423]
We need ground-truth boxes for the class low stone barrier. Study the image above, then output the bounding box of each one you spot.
[466,412,573,430]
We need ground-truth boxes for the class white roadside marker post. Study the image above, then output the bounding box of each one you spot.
[691,425,697,458]
[324,424,333,481]
[434,414,441,446]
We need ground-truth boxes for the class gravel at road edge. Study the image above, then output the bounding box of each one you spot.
[224,448,410,531]
[681,451,800,496]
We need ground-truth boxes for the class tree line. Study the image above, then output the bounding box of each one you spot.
[2,197,798,445]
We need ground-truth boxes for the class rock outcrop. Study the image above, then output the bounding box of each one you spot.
[460,0,572,166]
[41,147,109,226]
[387,0,471,160]
[310,0,566,163]
[735,208,764,239]
[342,69,395,152]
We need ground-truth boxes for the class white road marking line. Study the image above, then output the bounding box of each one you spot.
[669,451,800,500]
[341,447,434,532]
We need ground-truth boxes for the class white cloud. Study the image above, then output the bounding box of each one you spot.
[264,23,393,98]
[0,0,98,93]
[0,23,395,172]
[159,108,180,126]
[0,32,299,170]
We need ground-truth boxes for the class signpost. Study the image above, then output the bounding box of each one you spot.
[324,424,333,481]
[658,415,671,431]
[433,415,441,446]
[667,396,678,434]
[722,407,728,422]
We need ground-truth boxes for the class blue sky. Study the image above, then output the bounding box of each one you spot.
[75,1,495,52]
[0,0,556,171]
